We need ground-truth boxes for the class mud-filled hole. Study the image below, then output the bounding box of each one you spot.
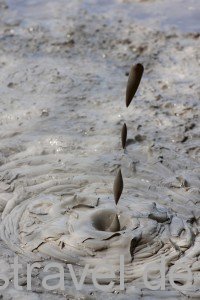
[91,209,120,232]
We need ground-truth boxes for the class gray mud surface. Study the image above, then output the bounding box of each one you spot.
[0,0,199,299]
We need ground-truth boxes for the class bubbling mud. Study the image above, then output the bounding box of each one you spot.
[0,138,199,296]
[0,1,199,297]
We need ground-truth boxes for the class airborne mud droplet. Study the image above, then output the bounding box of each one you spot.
[113,168,123,205]
[121,123,127,149]
[126,63,144,107]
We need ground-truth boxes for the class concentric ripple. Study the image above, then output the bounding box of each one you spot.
[0,142,199,296]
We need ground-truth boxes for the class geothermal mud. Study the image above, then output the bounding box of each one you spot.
[0,0,199,299]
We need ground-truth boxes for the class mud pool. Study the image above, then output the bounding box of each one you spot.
[0,0,199,299]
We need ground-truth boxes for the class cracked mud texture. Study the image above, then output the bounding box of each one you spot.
[0,0,200,299]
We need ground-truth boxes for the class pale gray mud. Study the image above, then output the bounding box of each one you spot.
[0,0,199,299]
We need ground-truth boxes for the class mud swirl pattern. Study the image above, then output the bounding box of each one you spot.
[0,135,199,298]
[0,0,200,298]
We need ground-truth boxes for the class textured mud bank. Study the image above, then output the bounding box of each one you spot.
[0,0,200,299]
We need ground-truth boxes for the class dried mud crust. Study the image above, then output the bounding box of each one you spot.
[0,0,200,299]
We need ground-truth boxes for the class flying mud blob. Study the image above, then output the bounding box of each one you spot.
[121,123,127,149]
[113,168,123,205]
[126,63,144,107]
